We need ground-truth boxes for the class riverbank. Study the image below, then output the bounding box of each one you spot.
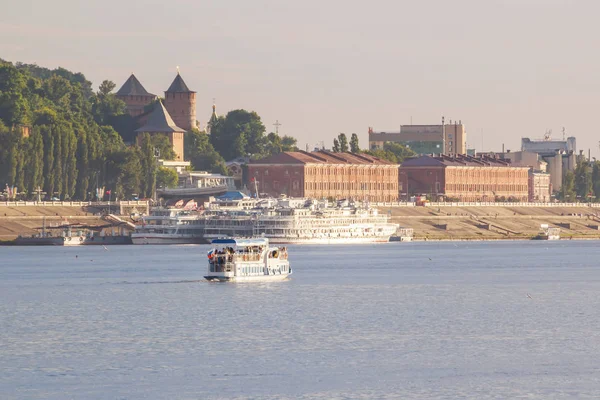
[0,204,109,241]
[3,204,600,242]
[389,205,600,240]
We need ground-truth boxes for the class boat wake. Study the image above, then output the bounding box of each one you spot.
[117,279,205,285]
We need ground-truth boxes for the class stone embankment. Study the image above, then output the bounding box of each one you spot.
[388,205,600,240]
[0,204,109,242]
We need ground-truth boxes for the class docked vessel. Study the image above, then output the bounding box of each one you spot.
[204,238,291,282]
[534,225,561,240]
[132,197,410,245]
[131,206,206,245]
[203,198,402,244]
[14,220,132,246]
[14,223,87,246]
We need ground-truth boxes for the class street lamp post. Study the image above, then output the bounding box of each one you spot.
[153,147,160,204]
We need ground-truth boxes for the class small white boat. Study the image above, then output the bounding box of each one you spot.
[204,238,292,282]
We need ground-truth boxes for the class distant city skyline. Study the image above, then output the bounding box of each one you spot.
[2,0,599,157]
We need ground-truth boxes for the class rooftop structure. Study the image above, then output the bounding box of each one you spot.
[166,73,194,93]
[135,100,185,160]
[521,136,576,157]
[369,122,467,155]
[135,100,186,134]
[116,74,155,97]
[158,159,191,174]
[251,150,395,166]
[115,74,157,117]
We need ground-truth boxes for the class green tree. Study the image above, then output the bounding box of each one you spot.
[0,63,31,125]
[281,135,298,151]
[264,132,282,156]
[560,171,576,202]
[350,133,360,153]
[338,133,349,152]
[574,160,592,201]
[104,148,142,200]
[139,133,157,199]
[42,125,55,198]
[186,129,228,174]
[262,133,298,155]
[361,149,398,163]
[382,142,416,163]
[98,80,115,96]
[26,127,44,195]
[332,138,340,152]
[592,161,600,201]
[92,80,127,126]
[210,110,266,160]
[149,134,176,160]
[157,167,179,189]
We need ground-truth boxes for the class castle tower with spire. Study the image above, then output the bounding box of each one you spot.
[207,102,218,134]
[164,70,196,131]
[115,74,157,117]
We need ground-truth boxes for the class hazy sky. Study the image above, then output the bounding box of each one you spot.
[2,0,599,156]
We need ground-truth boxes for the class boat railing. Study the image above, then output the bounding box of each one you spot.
[234,253,262,262]
[209,258,235,272]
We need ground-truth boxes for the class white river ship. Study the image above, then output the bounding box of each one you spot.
[204,238,291,282]
[203,198,405,244]
[131,206,206,245]
[133,197,411,245]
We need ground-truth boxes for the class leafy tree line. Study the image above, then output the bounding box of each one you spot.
[0,59,175,200]
[331,133,416,164]
[559,159,600,202]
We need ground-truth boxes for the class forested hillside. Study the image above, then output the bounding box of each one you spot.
[0,59,175,200]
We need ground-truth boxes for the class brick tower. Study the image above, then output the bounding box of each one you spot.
[115,74,157,117]
[135,100,186,161]
[164,70,196,131]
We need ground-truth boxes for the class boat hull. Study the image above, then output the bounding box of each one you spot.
[131,234,208,245]
[265,236,392,244]
[83,236,132,245]
[204,273,291,282]
[13,236,86,246]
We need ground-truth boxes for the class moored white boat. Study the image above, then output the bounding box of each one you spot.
[204,238,292,282]
[132,207,206,245]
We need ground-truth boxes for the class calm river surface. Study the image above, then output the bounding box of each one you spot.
[2,241,600,399]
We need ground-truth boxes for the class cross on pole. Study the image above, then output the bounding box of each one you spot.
[273,120,282,134]
[34,186,46,203]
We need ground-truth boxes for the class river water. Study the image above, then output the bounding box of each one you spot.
[2,241,600,399]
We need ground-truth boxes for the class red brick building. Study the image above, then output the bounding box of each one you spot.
[400,155,530,202]
[248,151,399,201]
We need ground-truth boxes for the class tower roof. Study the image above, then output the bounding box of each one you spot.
[166,72,195,93]
[116,74,155,96]
[135,100,186,133]
[210,103,218,122]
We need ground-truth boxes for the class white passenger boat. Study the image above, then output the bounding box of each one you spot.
[202,198,402,244]
[204,238,292,282]
[131,207,206,245]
